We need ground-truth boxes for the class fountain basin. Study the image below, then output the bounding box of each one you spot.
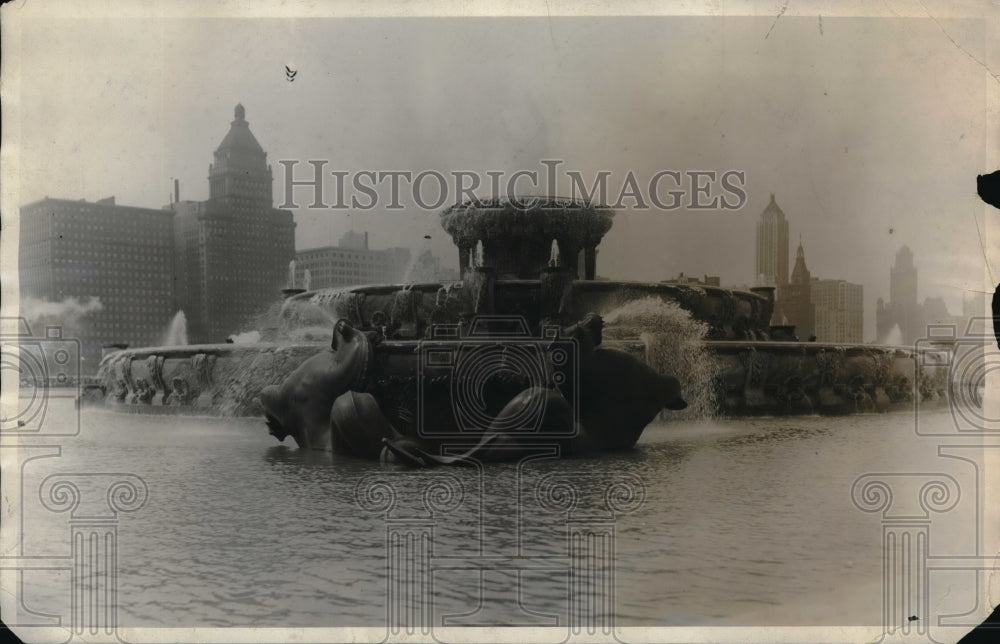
[86,335,951,419]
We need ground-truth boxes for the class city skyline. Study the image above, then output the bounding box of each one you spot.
[15,104,990,346]
[8,12,996,344]
[16,104,462,367]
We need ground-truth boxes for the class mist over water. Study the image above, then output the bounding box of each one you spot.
[21,295,103,321]
[232,298,337,345]
[20,295,103,339]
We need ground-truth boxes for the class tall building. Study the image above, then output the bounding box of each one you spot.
[890,246,919,334]
[295,231,412,289]
[19,196,177,370]
[755,193,790,289]
[172,104,296,341]
[812,279,864,343]
[19,104,296,364]
[876,245,924,345]
[775,240,815,338]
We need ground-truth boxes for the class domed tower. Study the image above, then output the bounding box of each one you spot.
[208,103,273,206]
[173,104,295,343]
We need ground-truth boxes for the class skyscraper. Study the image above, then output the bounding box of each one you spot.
[172,104,296,342]
[876,245,923,345]
[775,240,815,338]
[755,193,790,289]
[812,279,864,343]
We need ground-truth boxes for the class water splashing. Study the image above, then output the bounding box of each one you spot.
[549,239,561,267]
[163,310,188,346]
[303,269,312,291]
[601,297,720,419]
[288,260,296,289]
[228,330,262,344]
[879,324,903,345]
[475,240,485,267]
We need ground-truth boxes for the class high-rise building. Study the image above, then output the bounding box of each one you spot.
[812,279,864,343]
[890,245,919,332]
[755,193,790,289]
[172,104,296,341]
[19,104,296,363]
[775,240,815,338]
[295,231,412,289]
[19,196,177,370]
[876,245,924,345]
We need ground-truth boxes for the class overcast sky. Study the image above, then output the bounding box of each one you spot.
[10,7,999,341]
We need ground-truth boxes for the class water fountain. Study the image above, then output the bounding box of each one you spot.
[162,310,188,346]
[87,197,953,438]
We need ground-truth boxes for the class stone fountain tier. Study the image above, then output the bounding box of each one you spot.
[441,197,614,279]
[85,335,952,418]
[282,278,776,342]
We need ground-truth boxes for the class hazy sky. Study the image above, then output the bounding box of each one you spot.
[10,7,999,341]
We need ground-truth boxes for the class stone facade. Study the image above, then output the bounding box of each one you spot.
[812,278,863,343]
[295,232,412,289]
[19,196,177,370]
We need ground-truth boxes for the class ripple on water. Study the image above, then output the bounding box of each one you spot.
[16,403,966,627]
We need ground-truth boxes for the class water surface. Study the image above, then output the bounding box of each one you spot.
[11,400,978,628]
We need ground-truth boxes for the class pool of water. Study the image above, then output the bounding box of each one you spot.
[7,398,984,630]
